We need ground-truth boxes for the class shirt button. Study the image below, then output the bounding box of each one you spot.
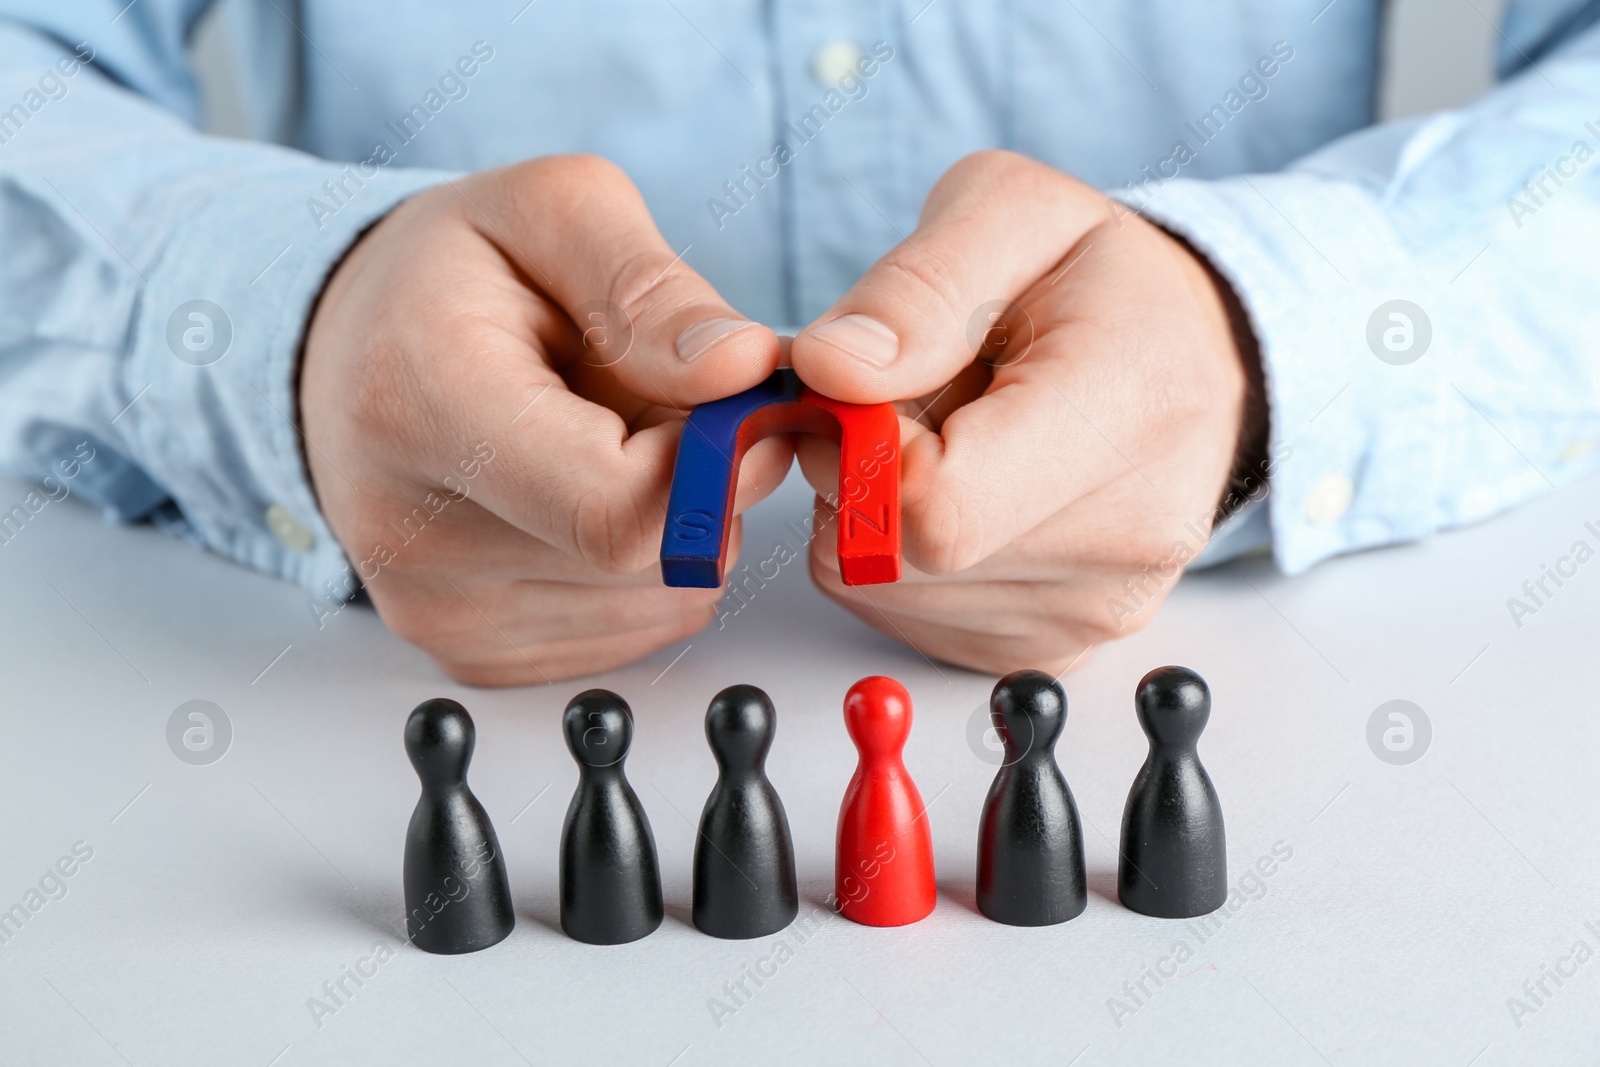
[266,504,315,552]
[812,40,864,89]
[1304,475,1353,526]
[1560,437,1597,463]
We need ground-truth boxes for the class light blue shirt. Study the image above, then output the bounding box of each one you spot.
[1,0,1598,598]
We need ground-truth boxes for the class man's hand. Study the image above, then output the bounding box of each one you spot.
[790,150,1263,675]
[301,156,788,684]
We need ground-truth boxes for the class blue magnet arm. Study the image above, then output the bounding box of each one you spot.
[660,370,803,587]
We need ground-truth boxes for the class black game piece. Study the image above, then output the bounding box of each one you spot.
[1118,666,1227,918]
[403,698,515,954]
[976,670,1087,926]
[560,690,663,945]
[692,685,799,939]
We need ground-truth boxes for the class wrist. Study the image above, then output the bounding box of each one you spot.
[1169,230,1270,521]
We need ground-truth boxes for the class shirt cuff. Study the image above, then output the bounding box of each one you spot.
[1114,173,1450,576]
[121,159,458,598]
[1190,495,1273,568]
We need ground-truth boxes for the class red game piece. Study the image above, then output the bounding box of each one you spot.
[835,676,937,926]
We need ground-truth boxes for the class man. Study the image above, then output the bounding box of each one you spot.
[1,1,1596,683]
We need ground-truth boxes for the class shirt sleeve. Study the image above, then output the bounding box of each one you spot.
[0,4,454,596]
[1125,13,1600,575]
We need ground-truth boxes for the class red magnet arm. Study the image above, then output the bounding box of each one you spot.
[659,370,901,588]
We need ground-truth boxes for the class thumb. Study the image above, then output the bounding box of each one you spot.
[789,150,1101,403]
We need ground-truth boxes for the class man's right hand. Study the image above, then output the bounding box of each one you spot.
[300,156,786,685]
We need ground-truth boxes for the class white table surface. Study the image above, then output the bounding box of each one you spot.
[0,465,1597,1067]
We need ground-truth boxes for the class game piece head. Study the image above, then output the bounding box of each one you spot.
[705,684,775,772]
[563,689,634,769]
[990,669,1066,758]
[1134,666,1211,749]
[405,698,475,788]
[843,676,912,759]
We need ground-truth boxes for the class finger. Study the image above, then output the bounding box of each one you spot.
[906,221,1239,572]
[462,154,781,407]
[796,334,1153,577]
[812,575,1102,676]
[810,215,1215,574]
[413,519,764,685]
[800,415,1209,585]
[808,558,1109,675]
[789,150,1102,403]
[391,575,721,651]
[432,348,793,575]
[379,520,755,682]
[435,613,714,687]
[361,485,775,592]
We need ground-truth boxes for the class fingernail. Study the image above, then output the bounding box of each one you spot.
[675,318,756,363]
[810,314,899,368]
